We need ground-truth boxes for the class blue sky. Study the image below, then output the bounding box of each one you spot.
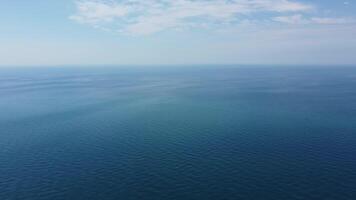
[0,0,356,66]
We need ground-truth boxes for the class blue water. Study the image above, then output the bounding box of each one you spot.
[1,66,356,199]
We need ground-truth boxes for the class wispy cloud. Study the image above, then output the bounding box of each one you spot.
[273,14,355,25]
[69,1,129,24]
[70,0,314,35]
[310,17,355,25]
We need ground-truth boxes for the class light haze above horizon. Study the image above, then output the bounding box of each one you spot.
[1,0,356,66]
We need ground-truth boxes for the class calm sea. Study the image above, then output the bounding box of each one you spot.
[1,66,356,199]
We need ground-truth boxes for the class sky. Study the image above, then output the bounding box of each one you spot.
[0,0,356,66]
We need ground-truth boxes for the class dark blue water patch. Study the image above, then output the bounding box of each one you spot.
[1,66,356,200]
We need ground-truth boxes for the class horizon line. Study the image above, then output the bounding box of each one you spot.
[1,64,356,68]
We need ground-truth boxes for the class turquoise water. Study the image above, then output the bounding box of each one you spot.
[1,66,356,199]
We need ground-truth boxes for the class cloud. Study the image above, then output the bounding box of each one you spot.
[69,1,129,24]
[273,14,306,24]
[273,14,356,25]
[311,17,355,25]
[70,0,313,35]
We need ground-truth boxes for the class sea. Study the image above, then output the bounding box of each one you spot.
[0,66,356,199]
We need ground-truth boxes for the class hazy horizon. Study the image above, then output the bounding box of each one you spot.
[1,64,356,69]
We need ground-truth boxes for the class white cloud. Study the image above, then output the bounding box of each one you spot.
[273,14,355,25]
[273,14,307,24]
[69,1,130,24]
[311,17,355,25]
[70,0,313,35]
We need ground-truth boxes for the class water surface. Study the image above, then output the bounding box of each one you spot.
[1,66,356,199]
